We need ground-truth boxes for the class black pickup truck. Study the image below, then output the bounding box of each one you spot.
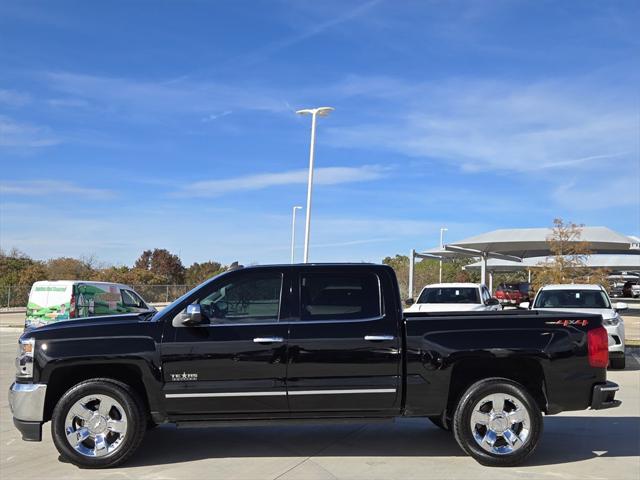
[9,264,620,468]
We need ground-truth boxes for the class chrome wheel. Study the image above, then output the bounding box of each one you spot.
[64,394,128,458]
[469,392,531,455]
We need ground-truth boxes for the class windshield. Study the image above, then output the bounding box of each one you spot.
[417,287,480,304]
[534,289,611,309]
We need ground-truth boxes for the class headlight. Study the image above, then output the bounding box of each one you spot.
[604,314,621,326]
[15,337,35,379]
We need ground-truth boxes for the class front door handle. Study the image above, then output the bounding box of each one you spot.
[364,335,395,341]
[253,337,284,344]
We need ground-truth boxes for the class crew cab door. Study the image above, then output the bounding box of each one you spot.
[160,268,290,416]
[287,267,401,414]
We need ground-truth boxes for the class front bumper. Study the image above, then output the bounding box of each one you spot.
[604,322,625,353]
[590,381,621,410]
[8,383,47,441]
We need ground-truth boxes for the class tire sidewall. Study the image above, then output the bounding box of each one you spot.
[52,379,145,468]
[453,379,542,467]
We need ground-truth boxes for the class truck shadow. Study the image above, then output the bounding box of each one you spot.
[128,416,639,468]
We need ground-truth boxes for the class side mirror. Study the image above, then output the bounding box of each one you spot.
[519,301,530,310]
[182,304,203,325]
[404,298,414,307]
[615,302,628,312]
[487,298,500,306]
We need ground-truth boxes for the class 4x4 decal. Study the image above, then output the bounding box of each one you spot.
[545,319,589,327]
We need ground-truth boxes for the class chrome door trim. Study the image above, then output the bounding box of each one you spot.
[253,337,284,343]
[165,388,397,399]
[364,335,395,341]
[165,391,287,398]
[288,388,397,395]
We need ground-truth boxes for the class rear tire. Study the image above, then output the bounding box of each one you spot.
[452,378,542,467]
[610,354,626,370]
[51,378,146,468]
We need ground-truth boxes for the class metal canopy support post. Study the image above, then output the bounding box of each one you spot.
[489,271,493,293]
[528,269,531,283]
[481,253,488,286]
[409,249,415,300]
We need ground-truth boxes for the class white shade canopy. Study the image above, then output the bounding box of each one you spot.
[464,254,640,273]
[447,226,635,258]
[409,226,638,297]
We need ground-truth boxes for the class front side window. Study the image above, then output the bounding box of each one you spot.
[301,273,381,321]
[534,289,611,309]
[418,287,480,304]
[197,273,282,324]
[121,290,146,309]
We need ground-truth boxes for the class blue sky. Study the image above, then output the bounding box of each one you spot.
[1,0,639,266]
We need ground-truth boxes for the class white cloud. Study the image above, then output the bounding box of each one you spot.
[238,0,382,65]
[552,177,640,210]
[324,77,638,174]
[45,72,290,121]
[201,110,233,122]
[0,89,31,107]
[0,115,60,148]
[0,180,114,199]
[175,165,388,197]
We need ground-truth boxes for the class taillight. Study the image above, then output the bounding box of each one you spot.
[69,294,76,318]
[588,326,609,368]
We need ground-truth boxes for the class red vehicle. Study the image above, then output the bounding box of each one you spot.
[495,282,531,305]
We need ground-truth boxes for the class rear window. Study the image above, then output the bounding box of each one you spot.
[301,273,381,321]
[417,287,480,304]
[534,289,611,309]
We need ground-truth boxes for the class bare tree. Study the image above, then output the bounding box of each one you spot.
[533,218,609,291]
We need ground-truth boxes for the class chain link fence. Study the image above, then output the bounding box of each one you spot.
[0,285,31,309]
[0,284,196,308]
[130,285,195,303]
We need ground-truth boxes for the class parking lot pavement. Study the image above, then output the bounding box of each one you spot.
[1,327,639,480]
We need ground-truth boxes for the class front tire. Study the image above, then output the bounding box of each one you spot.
[452,378,542,467]
[51,378,146,468]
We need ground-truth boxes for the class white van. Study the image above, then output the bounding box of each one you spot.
[26,280,153,329]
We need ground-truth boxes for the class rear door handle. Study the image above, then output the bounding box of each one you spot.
[253,337,284,344]
[364,335,395,341]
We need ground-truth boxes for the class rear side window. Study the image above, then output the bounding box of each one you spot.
[301,273,381,321]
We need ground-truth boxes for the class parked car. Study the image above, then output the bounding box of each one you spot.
[609,283,625,298]
[522,284,627,369]
[25,280,154,329]
[495,282,531,305]
[405,283,501,312]
[10,264,619,468]
[622,280,640,298]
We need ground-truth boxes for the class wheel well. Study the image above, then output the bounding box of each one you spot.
[43,364,150,422]
[446,358,547,416]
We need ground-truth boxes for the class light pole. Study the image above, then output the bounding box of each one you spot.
[439,227,448,283]
[296,106,334,263]
[290,205,303,263]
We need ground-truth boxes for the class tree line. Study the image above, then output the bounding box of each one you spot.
[0,219,608,295]
[0,248,237,288]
